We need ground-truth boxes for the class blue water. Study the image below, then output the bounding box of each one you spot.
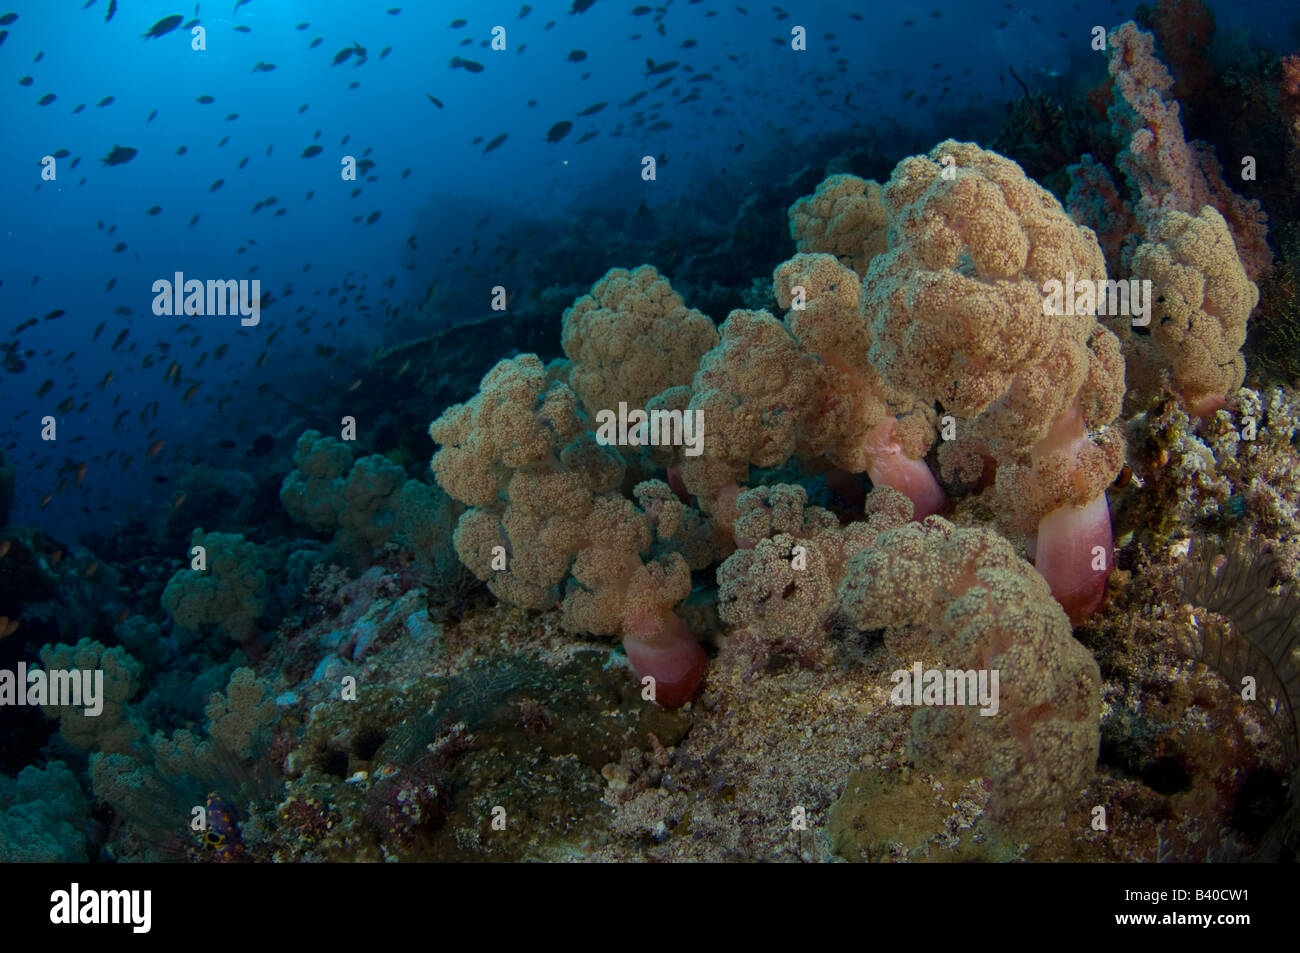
[0,0,1290,540]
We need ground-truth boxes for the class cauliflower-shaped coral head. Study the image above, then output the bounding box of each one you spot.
[562,265,718,418]
[863,140,1126,622]
[161,529,267,648]
[1131,205,1258,417]
[789,173,889,279]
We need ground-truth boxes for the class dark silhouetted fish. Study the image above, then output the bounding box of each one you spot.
[37,92,56,105]
[570,0,596,13]
[196,94,214,103]
[450,56,483,72]
[52,148,70,158]
[483,133,508,153]
[425,92,444,107]
[301,144,322,158]
[450,18,467,27]
[100,144,137,166]
[577,101,606,115]
[146,206,162,215]
[546,120,572,143]
[142,14,183,39]
[209,178,224,190]
[147,108,157,122]
[0,13,16,25]
[252,60,275,71]
[105,0,117,23]
[332,46,353,65]
[568,49,587,61]
[309,37,322,48]
[17,75,31,86]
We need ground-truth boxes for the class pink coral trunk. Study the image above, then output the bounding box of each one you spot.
[862,419,945,519]
[622,612,708,708]
[1034,493,1113,625]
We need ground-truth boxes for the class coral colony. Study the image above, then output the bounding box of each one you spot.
[2,1,1300,866]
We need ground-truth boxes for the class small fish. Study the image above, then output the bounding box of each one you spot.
[450,17,467,27]
[567,49,587,62]
[365,210,381,225]
[100,144,137,166]
[96,95,116,107]
[483,133,508,154]
[146,205,162,215]
[300,144,322,158]
[332,46,354,66]
[545,120,572,143]
[425,92,444,108]
[570,0,596,13]
[209,178,224,190]
[450,56,483,72]
[577,101,607,116]
[148,439,165,458]
[17,76,31,86]
[309,37,322,49]
[142,14,183,40]
[233,24,251,33]
[196,94,215,103]
[37,92,56,106]
[147,108,158,123]
[379,46,391,59]
[252,60,275,72]
[105,0,117,23]
[0,13,16,25]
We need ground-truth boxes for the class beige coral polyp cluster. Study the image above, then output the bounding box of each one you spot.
[839,517,1101,836]
[717,486,1101,837]
[788,173,889,278]
[561,264,719,417]
[1130,205,1259,417]
[681,252,939,524]
[431,354,713,705]
[862,140,1126,532]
